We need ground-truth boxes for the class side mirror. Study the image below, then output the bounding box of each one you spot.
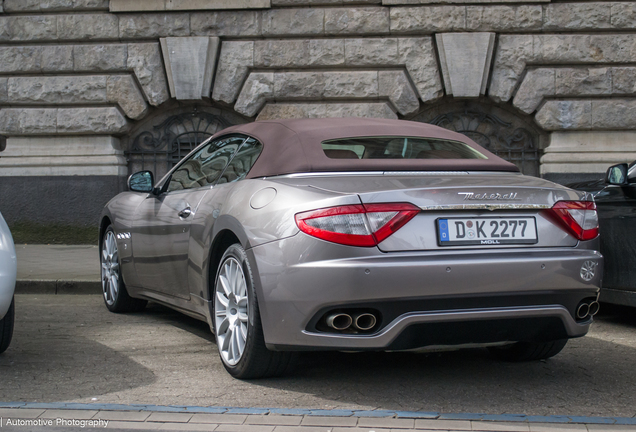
[605,163,629,186]
[128,171,154,193]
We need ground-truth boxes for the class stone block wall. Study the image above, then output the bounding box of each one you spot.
[1,0,636,230]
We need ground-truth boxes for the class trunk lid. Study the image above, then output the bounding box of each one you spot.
[274,172,589,251]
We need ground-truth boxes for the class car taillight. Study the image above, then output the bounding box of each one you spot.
[295,203,420,247]
[548,201,599,241]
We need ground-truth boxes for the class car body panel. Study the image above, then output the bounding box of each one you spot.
[101,118,603,352]
[568,161,636,306]
[0,212,16,319]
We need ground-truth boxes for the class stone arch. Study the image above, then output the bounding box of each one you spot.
[122,103,250,179]
[410,99,548,177]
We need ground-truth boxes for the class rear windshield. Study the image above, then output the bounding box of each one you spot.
[322,137,487,160]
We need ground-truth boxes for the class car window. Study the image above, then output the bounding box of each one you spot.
[167,136,246,192]
[322,137,487,160]
[217,138,263,185]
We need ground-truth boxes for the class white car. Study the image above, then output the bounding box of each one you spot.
[0,211,16,354]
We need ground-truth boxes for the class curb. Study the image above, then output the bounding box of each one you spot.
[1,403,635,425]
[15,280,101,294]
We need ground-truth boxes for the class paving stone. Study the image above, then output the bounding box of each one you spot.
[57,13,119,40]
[189,413,247,424]
[157,423,219,431]
[271,427,333,432]
[106,421,161,430]
[147,412,193,423]
[191,10,261,36]
[301,416,357,427]
[0,409,46,418]
[414,419,472,430]
[93,411,151,421]
[471,421,530,431]
[325,7,389,35]
[244,415,303,426]
[262,8,324,36]
[215,425,275,432]
[39,409,98,420]
[529,423,588,432]
[118,12,190,38]
[358,416,414,428]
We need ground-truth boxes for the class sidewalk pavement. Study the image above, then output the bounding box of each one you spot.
[14,244,100,294]
[1,404,635,432]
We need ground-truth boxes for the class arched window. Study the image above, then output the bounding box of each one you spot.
[124,106,248,179]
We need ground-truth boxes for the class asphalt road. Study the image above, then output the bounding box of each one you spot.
[1,294,635,419]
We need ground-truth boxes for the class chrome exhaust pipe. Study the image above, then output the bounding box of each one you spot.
[576,302,590,320]
[588,301,600,316]
[354,313,377,331]
[326,313,352,330]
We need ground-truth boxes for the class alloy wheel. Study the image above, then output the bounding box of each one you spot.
[101,231,120,306]
[215,257,249,366]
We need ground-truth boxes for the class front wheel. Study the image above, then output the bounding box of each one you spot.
[213,243,295,379]
[0,297,15,354]
[489,339,568,362]
[101,226,147,313]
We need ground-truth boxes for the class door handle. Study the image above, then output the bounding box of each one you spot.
[178,207,192,218]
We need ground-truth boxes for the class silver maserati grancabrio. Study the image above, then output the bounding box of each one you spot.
[100,118,603,379]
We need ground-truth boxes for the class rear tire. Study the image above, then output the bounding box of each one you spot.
[213,243,296,379]
[489,339,568,362]
[101,226,147,313]
[0,297,15,354]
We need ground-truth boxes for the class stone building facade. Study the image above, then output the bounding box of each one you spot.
[1,0,635,230]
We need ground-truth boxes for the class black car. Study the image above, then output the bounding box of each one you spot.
[568,161,636,307]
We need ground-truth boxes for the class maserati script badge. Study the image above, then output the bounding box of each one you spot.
[458,192,520,200]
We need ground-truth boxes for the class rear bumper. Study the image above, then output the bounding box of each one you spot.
[249,234,602,351]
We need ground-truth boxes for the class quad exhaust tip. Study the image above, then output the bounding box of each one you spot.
[325,311,379,332]
[326,313,352,330]
[576,300,600,320]
[354,313,377,331]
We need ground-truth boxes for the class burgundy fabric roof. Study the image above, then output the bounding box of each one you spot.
[211,118,519,178]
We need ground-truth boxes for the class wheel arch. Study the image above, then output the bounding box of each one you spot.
[99,215,112,254]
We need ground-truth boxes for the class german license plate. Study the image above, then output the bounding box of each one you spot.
[437,217,538,246]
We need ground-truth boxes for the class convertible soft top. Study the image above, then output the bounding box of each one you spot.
[212,118,519,178]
